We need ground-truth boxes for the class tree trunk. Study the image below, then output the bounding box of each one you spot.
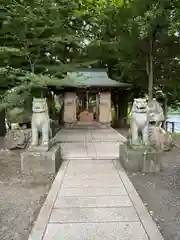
[148,54,153,101]
[146,39,154,103]
[163,95,168,129]
[0,110,6,136]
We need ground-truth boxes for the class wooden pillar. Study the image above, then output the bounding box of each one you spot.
[118,90,129,128]
[96,92,99,121]
[86,91,89,110]
[63,92,77,127]
[99,92,111,127]
[111,90,118,127]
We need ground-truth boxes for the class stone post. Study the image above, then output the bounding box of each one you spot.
[99,92,111,127]
[63,92,77,128]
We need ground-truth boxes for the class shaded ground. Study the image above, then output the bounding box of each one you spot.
[118,129,180,240]
[0,138,55,240]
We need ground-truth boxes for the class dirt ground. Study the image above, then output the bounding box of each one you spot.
[119,129,180,240]
[0,138,55,240]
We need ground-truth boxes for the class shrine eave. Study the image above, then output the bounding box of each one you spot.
[62,69,132,88]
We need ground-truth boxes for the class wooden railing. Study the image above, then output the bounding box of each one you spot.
[165,121,176,133]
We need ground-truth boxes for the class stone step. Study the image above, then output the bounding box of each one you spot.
[57,140,123,143]
[63,173,120,180]
[43,222,149,240]
[62,157,119,161]
[62,179,123,188]
[58,186,127,196]
[49,207,139,223]
[68,159,113,164]
[54,195,132,208]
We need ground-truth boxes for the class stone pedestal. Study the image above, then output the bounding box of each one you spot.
[142,151,161,173]
[64,122,77,128]
[101,123,111,128]
[99,92,111,126]
[21,144,61,174]
[119,143,161,173]
[63,92,77,126]
[5,129,31,149]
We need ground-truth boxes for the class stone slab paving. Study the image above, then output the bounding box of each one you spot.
[43,222,149,240]
[54,195,132,208]
[29,160,164,240]
[94,142,120,158]
[57,128,123,160]
[61,142,121,159]
[54,128,127,143]
[28,129,163,240]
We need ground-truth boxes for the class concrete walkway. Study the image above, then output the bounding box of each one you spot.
[29,128,164,240]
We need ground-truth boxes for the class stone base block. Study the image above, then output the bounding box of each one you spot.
[119,144,161,173]
[5,129,31,150]
[64,122,77,128]
[21,144,61,174]
[142,152,161,173]
[28,144,50,152]
[100,122,111,128]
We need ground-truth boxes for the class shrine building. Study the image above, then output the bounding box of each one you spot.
[60,68,131,128]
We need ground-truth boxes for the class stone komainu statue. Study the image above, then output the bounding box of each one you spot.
[129,97,172,151]
[130,98,149,146]
[148,99,172,151]
[148,98,165,125]
[31,98,50,147]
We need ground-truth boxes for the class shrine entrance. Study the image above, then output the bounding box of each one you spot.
[77,91,99,123]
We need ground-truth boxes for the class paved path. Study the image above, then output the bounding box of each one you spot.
[54,128,127,143]
[54,128,126,160]
[29,128,164,240]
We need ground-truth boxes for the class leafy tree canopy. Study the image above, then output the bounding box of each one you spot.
[1,0,180,109]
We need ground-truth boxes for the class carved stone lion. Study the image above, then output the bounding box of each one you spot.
[31,98,50,148]
[130,98,149,146]
[128,97,172,151]
[148,98,164,125]
[148,125,173,151]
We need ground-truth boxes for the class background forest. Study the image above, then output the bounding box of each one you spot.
[0,0,180,133]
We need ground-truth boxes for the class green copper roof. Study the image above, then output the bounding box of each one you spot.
[63,69,131,88]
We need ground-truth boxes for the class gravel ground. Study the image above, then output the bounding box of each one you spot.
[2,128,180,240]
[118,129,180,240]
[0,138,55,240]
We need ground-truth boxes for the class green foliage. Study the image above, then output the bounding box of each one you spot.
[84,0,180,104]
[0,0,92,109]
[168,0,180,36]
[6,107,31,123]
[1,0,180,110]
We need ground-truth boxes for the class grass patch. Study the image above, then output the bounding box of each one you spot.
[168,106,180,115]
[170,132,180,136]
[168,111,180,115]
